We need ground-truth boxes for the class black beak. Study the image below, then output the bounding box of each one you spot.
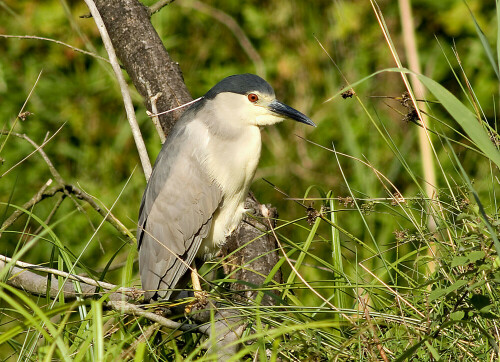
[269,100,316,127]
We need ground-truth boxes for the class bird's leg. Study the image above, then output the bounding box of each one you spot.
[190,262,203,299]
[185,261,208,314]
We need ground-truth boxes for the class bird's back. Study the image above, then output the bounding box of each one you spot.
[137,103,223,301]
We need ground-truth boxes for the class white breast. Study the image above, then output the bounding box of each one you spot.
[197,125,262,258]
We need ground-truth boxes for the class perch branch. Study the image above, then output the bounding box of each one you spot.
[0,255,238,340]
[0,254,140,298]
[107,301,195,331]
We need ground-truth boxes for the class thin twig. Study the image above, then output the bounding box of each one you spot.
[0,129,65,185]
[83,0,152,179]
[1,125,64,178]
[149,0,176,15]
[0,179,53,232]
[144,81,166,143]
[0,70,43,155]
[0,130,132,239]
[33,194,65,235]
[108,300,196,331]
[0,34,111,64]
[0,183,133,240]
[178,0,266,77]
[150,92,166,143]
[146,97,201,118]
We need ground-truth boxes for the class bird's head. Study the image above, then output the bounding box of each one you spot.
[202,74,316,128]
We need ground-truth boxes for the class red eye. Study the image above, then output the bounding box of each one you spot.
[247,93,259,103]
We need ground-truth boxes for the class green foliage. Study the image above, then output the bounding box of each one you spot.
[1,0,500,360]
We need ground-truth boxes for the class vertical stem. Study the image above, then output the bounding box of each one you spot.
[399,0,436,204]
[398,0,437,271]
[330,192,346,336]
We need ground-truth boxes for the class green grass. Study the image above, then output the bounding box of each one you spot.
[1,0,500,360]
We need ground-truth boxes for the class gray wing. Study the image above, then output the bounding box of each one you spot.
[138,121,222,301]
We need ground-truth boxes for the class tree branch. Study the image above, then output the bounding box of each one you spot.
[107,301,195,331]
[149,0,176,15]
[0,182,133,240]
[0,256,141,301]
[0,255,240,347]
[92,0,193,137]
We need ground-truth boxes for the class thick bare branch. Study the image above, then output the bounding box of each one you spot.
[0,255,240,345]
[92,0,192,137]
[0,257,141,301]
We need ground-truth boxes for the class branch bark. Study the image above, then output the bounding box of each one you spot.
[222,193,282,306]
[92,0,192,137]
[0,254,242,355]
[0,257,141,301]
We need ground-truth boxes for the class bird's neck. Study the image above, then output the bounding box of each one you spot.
[204,125,261,197]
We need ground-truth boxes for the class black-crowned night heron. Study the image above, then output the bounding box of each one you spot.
[138,74,315,301]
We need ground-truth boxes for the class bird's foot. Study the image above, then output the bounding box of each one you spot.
[243,207,255,215]
[184,290,209,314]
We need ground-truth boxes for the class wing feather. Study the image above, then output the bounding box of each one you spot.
[138,117,222,301]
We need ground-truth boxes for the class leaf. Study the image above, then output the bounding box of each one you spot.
[417,74,500,169]
[424,340,441,360]
[466,2,500,80]
[470,294,491,311]
[445,279,468,294]
[450,310,465,321]
[467,250,485,263]
[451,256,469,268]
[456,213,473,222]
[430,288,447,302]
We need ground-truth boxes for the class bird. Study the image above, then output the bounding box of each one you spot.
[137,73,315,301]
